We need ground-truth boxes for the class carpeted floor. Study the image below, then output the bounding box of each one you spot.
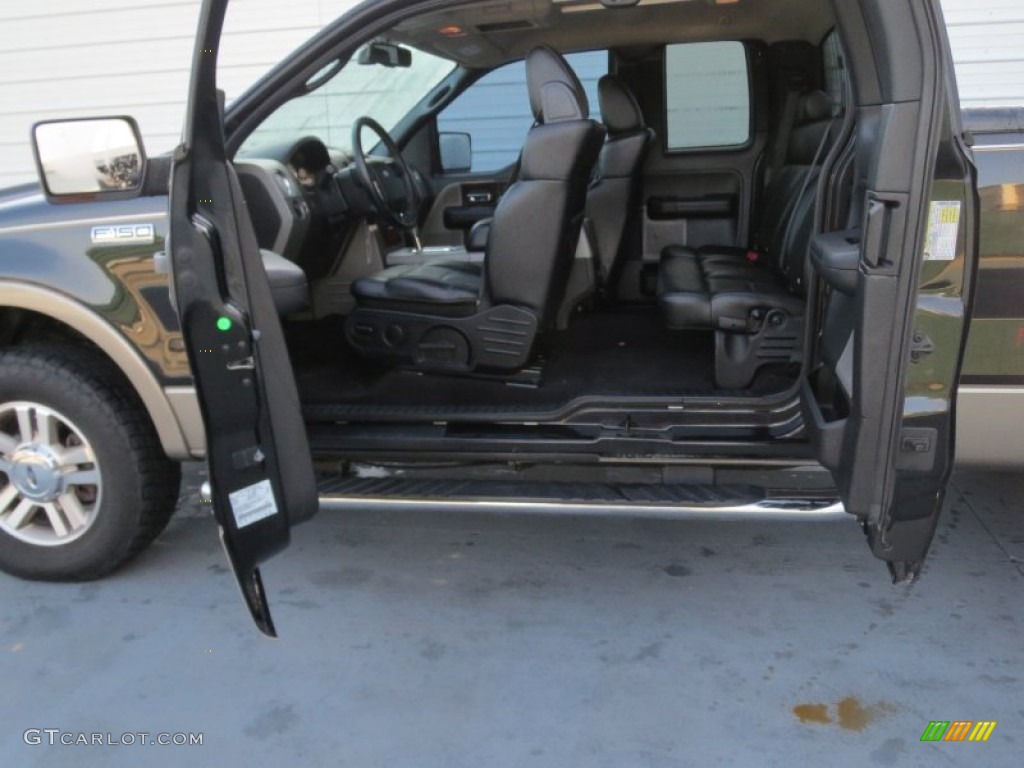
[288,309,791,410]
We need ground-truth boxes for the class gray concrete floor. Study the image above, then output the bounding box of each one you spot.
[1,468,1021,767]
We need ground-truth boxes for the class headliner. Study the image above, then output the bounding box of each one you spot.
[389,0,836,68]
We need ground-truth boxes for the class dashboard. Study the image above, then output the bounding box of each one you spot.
[234,135,430,280]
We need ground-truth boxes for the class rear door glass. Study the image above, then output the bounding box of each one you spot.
[664,41,750,151]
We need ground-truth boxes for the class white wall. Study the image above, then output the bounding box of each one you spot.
[0,0,1021,188]
[0,0,359,188]
[941,0,1024,108]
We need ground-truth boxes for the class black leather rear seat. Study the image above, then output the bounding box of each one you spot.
[657,90,838,388]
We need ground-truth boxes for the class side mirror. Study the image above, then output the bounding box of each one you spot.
[32,117,146,203]
[439,132,472,174]
[357,42,412,68]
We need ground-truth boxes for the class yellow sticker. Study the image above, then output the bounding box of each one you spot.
[923,201,961,261]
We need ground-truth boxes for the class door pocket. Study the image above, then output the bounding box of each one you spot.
[646,194,737,220]
[801,228,862,471]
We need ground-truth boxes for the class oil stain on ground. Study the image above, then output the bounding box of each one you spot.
[792,697,895,731]
[793,703,831,724]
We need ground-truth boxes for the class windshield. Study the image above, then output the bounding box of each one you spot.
[238,45,455,157]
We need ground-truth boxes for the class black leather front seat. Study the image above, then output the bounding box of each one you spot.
[586,75,653,296]
[346,46,605,373]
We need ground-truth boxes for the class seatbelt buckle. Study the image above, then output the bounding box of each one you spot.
[746,250,761,263]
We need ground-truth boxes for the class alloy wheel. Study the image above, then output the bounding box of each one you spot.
[0,402,102,546]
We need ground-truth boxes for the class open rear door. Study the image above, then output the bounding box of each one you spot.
[803,0,977,580]
[168,0,317,635]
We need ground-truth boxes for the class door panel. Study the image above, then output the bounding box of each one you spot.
[419,178,504,247]
[803,0,977,580]
[643,174,743,254]
[443,181,501,230]
[168,0,316,636]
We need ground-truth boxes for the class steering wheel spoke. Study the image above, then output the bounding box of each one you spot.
[352,117,422,230]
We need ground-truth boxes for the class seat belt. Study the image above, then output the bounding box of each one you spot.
[745,86,801,260]
[778,119,835,265]
[766,88,801,184]
[794,120,835,220]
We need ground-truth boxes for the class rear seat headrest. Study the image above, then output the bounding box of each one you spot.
[784,90,837,165]
[527,45,589,124]
[798,90,834,123]
[598,75,645,135]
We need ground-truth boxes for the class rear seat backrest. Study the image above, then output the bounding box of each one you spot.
[558,76,652,325]
[586,75,654,289]
[774,93,838,289]
[759,91,836,269]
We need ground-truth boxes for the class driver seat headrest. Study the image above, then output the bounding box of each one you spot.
[527,45,589,124]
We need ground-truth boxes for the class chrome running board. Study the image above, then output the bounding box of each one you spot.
[318,496,846,520]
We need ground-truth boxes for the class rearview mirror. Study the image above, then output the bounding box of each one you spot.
[357,42,413,68]
[32,117,146,203]
[439,132,472,174]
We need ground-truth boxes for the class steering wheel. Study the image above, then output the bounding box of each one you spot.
[351,116,421,230]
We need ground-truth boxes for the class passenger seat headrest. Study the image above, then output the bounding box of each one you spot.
[798,90,834,123]
[527,45,589,123]
[598,75,645,135]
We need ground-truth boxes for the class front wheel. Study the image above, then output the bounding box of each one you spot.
[0,346,181,581]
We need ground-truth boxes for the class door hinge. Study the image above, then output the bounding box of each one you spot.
[909,331,934,363]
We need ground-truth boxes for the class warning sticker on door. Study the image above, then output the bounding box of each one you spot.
[923,201,962,261]
[229,479,278,529]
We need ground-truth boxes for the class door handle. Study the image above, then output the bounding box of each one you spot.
[861,192,907,270]
[466,192,493,204]
[862,198,890,269]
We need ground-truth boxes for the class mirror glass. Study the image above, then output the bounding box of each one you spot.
[33,118,144,196]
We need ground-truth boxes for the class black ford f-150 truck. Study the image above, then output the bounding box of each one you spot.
[1,0,1020,634]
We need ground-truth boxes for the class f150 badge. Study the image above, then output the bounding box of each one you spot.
[91,223,155,245]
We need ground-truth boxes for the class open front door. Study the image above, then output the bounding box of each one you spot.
[168,0,317,635]
[803,0,977,581]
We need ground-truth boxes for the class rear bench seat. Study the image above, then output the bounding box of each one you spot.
[657,91,838,389]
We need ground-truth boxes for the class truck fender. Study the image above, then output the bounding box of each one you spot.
[0,280,201,460]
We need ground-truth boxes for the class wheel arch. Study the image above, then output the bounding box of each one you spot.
[0,281,201,460]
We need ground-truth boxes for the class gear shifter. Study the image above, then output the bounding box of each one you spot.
[410,226,424,254]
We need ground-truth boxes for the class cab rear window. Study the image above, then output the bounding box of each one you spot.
[664,41,751,151]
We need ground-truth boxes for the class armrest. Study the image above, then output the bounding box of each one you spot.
[811,230,861,296]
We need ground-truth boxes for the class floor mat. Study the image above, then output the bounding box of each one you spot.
[289,309,790,410]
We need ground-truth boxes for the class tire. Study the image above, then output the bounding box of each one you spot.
[0,345,181,581]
